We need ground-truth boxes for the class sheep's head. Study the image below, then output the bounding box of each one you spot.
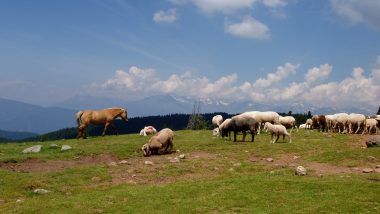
[212,128,220,136]
[263,122,271,130]
[142,143,151,157]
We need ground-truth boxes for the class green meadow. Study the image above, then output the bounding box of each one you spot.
[0,130,379,213]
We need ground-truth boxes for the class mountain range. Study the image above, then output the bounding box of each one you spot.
[0,95,376,135]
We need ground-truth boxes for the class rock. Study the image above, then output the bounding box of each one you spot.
[144,161,153,165]
[61,145,72,152]
[178,154,186,159]
[293,156,300,160]
[295,166,307,176]
[228,168,234,172]
[118,160,130,165]
[270,171,275,174]
[16,199,23,203]
[233,163,242,167]
[365,136,380,147]
[266,158,274,162]
[22,145,42,153]
[362,168,374,173]
[33,188,50,194]
[132,174,137,178]
[50,144,59,149]
[170,157,180,163]
[376,165,380,169]
[367,156,378,162]
[108,162,117,167]
[91,177,101,182]
[245,150,249,153]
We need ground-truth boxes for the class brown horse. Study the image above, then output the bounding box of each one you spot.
[76,107,128,139]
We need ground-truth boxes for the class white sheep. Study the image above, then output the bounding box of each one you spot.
[236,111,280,134]
[139,126,157,136]
[348,113,366,134]
[141,128,174,156]
[279,116,297,131]
[212,115,223,127]
[212,128,220,136]
[305,119,313,129]
[299,124,307,129]
[362,118,378,134]
[263,122,292,143]
[334,113,349,133]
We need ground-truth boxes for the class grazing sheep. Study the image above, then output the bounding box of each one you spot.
[139,126,157,136]
[224,116,258,142]
[279,116,297,131]
[219,119,232,140]
[142,128,174,156]
[299,124,307,129]
[264,122,292,143]
[334,113,349,133]
[317,115,327,132]
[236,111,280,134]
[348,113,366,134]
[325,115,336,132]
[305,119,313,129]
[212,115,223,127]
[311,115,319,129]
[362,118,378,134]
[212,128,220,136]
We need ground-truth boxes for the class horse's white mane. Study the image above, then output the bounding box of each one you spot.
[105,107,124,110]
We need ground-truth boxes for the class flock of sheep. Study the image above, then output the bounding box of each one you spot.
[139,111,380,157]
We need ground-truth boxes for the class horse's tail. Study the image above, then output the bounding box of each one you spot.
[76,111,84,127]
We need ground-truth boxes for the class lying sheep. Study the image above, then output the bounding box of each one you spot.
[224,116,258,142]
[142,128,174,156]
[299,124,307,129]
[264,122,292,143]
[139,126,157,136]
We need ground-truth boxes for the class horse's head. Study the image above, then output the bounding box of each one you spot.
[120,108,128,122]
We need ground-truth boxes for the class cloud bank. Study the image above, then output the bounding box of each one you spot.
[94,59,380,111]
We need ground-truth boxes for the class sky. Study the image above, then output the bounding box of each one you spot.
[0,0,379,111]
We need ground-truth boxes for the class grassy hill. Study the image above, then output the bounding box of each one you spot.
[0,130,379,213]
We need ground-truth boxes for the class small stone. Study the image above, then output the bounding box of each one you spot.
[132,174,137,178]
[214,167,219,171]
[33,188,50,194]
[118,160,130,165]
[228,168,234,172]
[270,171,275,174]
[289,163,296,167]
[375,168,380,173]
[293,156,300,160]
[233,163,242,167]
[108,162,117,167]
[362,168,374,173]
[61,145,72,152]
[16,199,23,203]
[367,156,377,162]
[178,154,186,159]
[245,150,249,153]
[22,145,42,153]
[352,167,360,171]
[376,165,380,168]
[65,192,72,196]
[176,150,180,153]
[295,166,307,176]
[266,158,274,162]
[50,144,59,149]
[91,176,101,182]
[144,160,153,165]
[170,157,180,163]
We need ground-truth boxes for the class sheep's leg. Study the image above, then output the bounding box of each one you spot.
[283,134,285,142]
[288,134,292,143]
[355,123,361,134]
[250,130,255,142]
[234,131,237,142]
[270,133,274,143]
[274,135,279,143]
[242,131,246,142]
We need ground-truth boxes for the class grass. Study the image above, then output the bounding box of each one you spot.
[0,129,379,213]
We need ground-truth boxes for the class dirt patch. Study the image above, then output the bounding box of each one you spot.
[0,154,119,172]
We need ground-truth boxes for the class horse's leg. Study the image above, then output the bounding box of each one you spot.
[78,124,87,139]
[102,123,110,136]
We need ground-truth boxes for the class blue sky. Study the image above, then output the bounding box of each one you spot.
[0,0,379,111]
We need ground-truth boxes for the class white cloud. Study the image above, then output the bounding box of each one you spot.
[225,16,271,39]
[190,0,257,13]
[262,0,287,8]
[253,63,299,88]
[95,60,380,111]
[330,0,380,30]
[304,64,332,86]
[153,8,178,24]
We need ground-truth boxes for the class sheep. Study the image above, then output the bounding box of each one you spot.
[299,124,307,129]
[311,115,319,129]
[348,113,366,134]
[141,128,174,157]
[212,128,220,136]
[236,111,280,134]
[325,115,336,132]
[317,115,327,132]
[305,119,313,129]
[362,118,378,135]
[334,113,349,133]
[219,118,232,140]
[263,122,292,143]
[212,115,223,127]
[223,115,258,142]
[139,126,157,136]
[279,116,297,131]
